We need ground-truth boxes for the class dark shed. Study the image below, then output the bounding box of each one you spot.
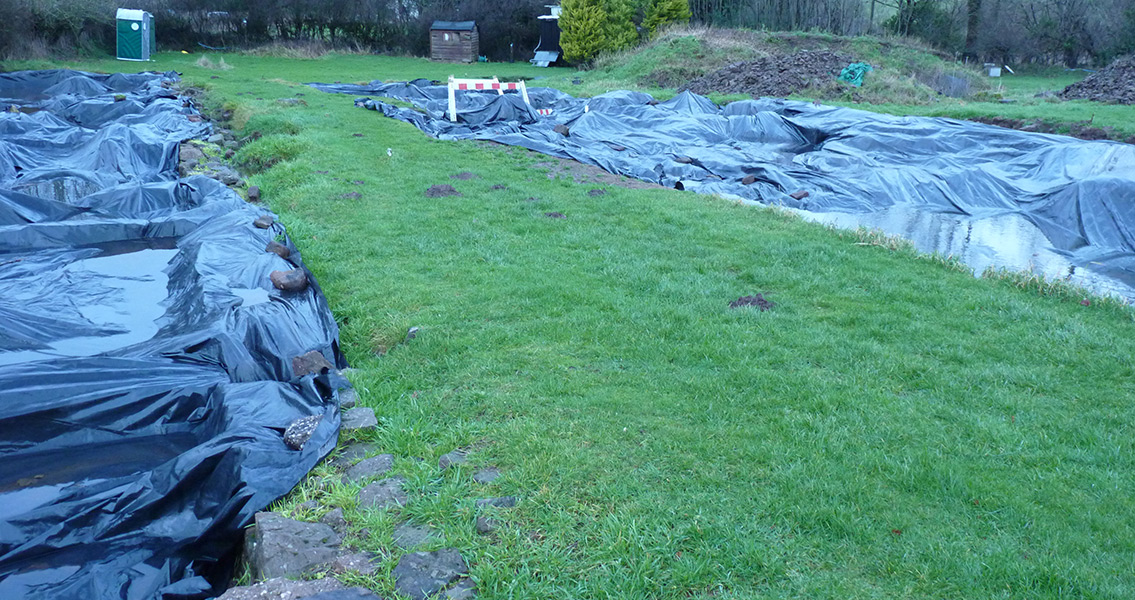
[430,21,479,63]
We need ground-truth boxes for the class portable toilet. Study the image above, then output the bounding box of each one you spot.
[116,9,155,61]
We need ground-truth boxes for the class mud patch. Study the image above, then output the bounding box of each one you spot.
[532,156,664,191]
[971,116,1135,144]
[450,172,479,180]
[544,212,566,219]
[730,294,775,310]
[680,51,851,98]
[425,184,461,197]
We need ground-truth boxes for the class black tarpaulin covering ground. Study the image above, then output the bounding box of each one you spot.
[311,79,1135,298]
[1,70,345,599]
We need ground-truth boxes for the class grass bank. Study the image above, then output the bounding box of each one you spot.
[7,51,1135,599]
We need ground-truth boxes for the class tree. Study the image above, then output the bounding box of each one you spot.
[602,0,639,51]
[643,0,691,37]
[560,0,609,62]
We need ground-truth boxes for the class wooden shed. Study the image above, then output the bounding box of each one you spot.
[430,21,479,63]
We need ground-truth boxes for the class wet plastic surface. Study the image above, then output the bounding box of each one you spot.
[1,70,345,599]
[312,80,1135,299]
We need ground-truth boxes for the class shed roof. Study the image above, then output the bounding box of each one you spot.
[431,21,476,31]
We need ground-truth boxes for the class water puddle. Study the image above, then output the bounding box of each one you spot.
[230,287,271,306]
[0,246,177,365]
[14,177,103,203]
[794,205,1135,301]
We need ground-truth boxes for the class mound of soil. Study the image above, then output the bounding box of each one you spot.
[680,51,852,98]
[1060,55,1135,104]
[729,294,775,311]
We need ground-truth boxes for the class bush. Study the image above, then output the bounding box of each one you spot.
[643,0,692,38]
[561,0,610,63]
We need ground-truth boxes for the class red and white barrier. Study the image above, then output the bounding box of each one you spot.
[447,76,533,122]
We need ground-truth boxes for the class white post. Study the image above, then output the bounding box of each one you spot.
[447,75,457,122]
[519,81,531,106]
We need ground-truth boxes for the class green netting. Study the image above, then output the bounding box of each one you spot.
[839,62,873,87]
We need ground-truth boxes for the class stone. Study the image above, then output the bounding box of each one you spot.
[299,499,321,510]
[284,415,323,450]
[305,590,383,600]
[224,149,235,159]
[265,240,291,258]
[293,350,334,377]
[225,140,240,150]
[675,155,694,164]
[253,215,274,228]
[207,133,224,144]
[219,168,242,186]
[319,507,348,532]
[248,185,261,201]
[438,449,467,470]
[180,143,205,163]
[475,496,517,509]
[342,407,377,431]
[393,522,437,549]
[474,516,497,534]
[328,442,377,470]
[357,476,408,510]
[472,468,500,484]
[271,269,309,292]
[245,512,340,580]
[741,174,757,185]
[343,454,394,484]
[553,123,570,137]
[392,549,468,600]
[338,387,358,409]
[443,579,477,599]
[329,552,380,576]
[587,189,606,197]
[216,577,348,599]
[789,190,810,200]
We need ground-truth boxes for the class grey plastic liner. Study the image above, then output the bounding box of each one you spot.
[1,70,345,600]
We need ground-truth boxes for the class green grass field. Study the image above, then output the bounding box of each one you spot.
[7,48,1135,599]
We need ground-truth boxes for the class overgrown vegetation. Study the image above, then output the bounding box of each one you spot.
[558,27,988,105]
[1,0,1131,68]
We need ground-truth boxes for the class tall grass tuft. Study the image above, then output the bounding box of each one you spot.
[195,55,234,70]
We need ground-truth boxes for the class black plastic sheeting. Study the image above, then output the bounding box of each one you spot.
[1,70,345,599]
[311,79,1135,299]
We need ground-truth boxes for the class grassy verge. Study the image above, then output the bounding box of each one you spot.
[8,51,1135,599]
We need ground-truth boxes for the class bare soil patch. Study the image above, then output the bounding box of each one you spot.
[679,51,852,98]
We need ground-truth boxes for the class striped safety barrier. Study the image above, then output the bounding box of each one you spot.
[448,75,533,122]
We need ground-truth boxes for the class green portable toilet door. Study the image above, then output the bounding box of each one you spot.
[116,9,148,60]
